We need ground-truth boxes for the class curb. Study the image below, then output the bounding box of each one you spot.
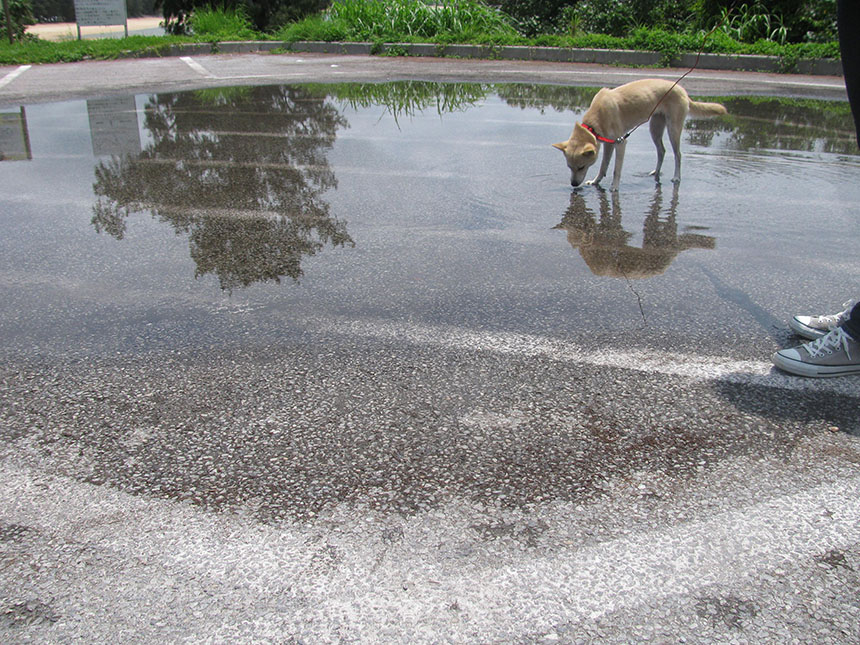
[285,41,843,76]
[132,40,843,77]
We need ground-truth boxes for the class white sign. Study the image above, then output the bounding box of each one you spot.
[74,0,127,28]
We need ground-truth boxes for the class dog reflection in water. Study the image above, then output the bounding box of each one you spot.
[554,185,715,279]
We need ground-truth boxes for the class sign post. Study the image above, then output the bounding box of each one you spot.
[73,0,128,39]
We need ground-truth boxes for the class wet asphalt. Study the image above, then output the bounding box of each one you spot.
[1,53,860,643]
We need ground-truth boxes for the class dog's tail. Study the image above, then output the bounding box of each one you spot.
[688,99,727,117]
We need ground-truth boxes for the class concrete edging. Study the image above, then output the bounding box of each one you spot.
[137,40,843,76]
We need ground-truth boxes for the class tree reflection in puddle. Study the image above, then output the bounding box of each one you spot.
[91,85,352,291]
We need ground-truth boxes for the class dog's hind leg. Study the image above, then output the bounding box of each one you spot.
[648,114,666,180]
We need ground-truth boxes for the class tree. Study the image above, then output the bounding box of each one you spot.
[1,0,35,42]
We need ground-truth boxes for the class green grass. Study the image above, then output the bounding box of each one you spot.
[190,5,261,41]
[0,35,193,65]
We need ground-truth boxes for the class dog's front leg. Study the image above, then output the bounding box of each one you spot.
[610,141,627,191]
[668,120,683,183]
[586,144,612,186]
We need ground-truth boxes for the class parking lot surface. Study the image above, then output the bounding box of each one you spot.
[1,53,859,643]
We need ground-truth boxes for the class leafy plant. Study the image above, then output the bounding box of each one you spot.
[190,4,260,39]
[718,2,788,45]
[280,0,519,44]
[279,14,348,42]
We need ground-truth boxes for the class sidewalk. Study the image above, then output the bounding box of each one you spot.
[26,16,163,41]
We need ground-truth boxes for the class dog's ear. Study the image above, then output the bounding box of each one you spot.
[582,144,597,158]
[552,142,567,152]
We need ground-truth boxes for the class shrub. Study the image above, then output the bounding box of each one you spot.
[572,0,633,37]
[0,0,36,42]
[699,0,837,44]
[159,0,328,33]
[279,13,346,41]
[491,0,568,37]
[280,0,518,44]
[190,4,259,39]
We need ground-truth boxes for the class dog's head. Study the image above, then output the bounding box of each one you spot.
[553,124,598,187]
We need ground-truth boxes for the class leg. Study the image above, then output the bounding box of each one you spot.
[587,144,612,186]
[667,119,683,183]
[844,301,860,340]
[609,141,627,191]
[838,0,860,146]
[648,114,666,180]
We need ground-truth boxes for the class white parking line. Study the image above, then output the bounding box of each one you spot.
[178,56,306,81]
[180,56,216,78]
[2,459,859,641]
[0,65,32,89]
[323,318,859,396]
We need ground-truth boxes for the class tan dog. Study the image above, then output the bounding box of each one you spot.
[553,79,727,191]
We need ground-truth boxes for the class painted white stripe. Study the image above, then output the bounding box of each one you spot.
[180,56,215,78]
[3,460,860,641]
[323,318,859,396]
[177,58,306,81]
[477,475,860,633]
[0,64,31,89]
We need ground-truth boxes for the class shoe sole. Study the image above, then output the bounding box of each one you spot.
[772,351,860,378]
[788,317,828,340]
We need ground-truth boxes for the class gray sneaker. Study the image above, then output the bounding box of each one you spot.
[772,326,860,377]
[789,300,856,340]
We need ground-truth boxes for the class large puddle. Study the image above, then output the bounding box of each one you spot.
[1,82,858,358]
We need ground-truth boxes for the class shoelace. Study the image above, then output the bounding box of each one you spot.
[814,300,856,327]
[805,327,853,360]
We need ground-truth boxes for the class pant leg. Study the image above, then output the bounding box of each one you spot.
[836,1,859,329]
[838,0,860,145]
[843,301,860,340]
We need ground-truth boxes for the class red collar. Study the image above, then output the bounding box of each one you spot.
[580,123,628,144]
